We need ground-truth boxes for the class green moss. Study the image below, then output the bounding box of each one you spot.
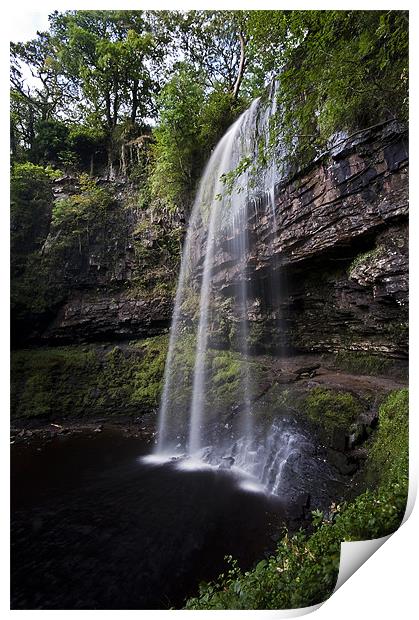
[303,387,362,440]
[247,322,266,352]
[11,336,169,420]
[333,351,391,376]
[185,389,408,609]
[212,353,242,386]
[207,350,265,415]
[364,388,408,488]
[180,290,201,320]
[347,246,383,278]
[131,336,169,408]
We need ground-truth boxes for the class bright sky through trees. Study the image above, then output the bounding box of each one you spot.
[9,10,50,42]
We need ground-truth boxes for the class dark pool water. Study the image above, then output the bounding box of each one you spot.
[11,430,287,609]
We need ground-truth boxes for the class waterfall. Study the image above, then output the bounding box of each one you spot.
[151,82,299,496]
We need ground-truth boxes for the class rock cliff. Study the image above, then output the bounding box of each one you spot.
[11,179,183,345]
[12,121,408,358]
[209,120,408,358]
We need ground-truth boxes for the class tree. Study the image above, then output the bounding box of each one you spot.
[153,10,250,100]
[10,89,38,160]
[10,32,70,122]
[151,65,206,211]
[49,10,162,131]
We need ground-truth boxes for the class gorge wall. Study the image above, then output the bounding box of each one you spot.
[196,120,408,359]
[12,121,408,359]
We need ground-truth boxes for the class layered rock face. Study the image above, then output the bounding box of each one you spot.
[210,121,408,358]
[12,121,408,357]
[11,179,183,345]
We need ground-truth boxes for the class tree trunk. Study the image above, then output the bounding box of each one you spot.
[232,31,246,101]
[112,77,119,128]
[131,80,139,125]
[104,92,112,130]
[28,106,35,154]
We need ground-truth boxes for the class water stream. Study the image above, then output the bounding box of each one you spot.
[153,82,297,494]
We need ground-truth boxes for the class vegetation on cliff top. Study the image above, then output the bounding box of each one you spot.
[11,10,408,214]
[185,388,408,609]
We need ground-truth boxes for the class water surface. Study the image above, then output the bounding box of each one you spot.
[11,429,287,609]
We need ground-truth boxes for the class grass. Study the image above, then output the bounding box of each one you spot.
[333,351,392,376]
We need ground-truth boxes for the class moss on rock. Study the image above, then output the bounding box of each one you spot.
[302,387,362,442]
[11,335,169,420]
[363,388,408,488]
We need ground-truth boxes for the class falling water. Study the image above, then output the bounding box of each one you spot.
[153,81,297,495]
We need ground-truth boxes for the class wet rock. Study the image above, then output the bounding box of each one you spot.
[327,449,358,476]
[330,428,347,453]
[284,491,311,520]
[294,364,321,380]
[347,422,366,450]
[219,456,235,470]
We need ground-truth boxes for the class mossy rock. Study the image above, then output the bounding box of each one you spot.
[363,388,408,488]
[11,335,169,421]
[302,387,362,443]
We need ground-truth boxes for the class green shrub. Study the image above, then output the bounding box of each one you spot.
[52,173,112,233]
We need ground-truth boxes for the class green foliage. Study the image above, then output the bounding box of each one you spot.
[51,174,112,242]
[49,10,162,130]
[247,10,408,169]
[199,88,244,152]
[10,162,58,273]
[11,9,408,199]
[10,162,63,321]
[185,389,408,609]
[67,125,107,170]
[158,11,249,95]
[11,161,60,196]
[32,119,69,166]
[150,62,247,213]
[150,65,206,211]
[10,31,66,149]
